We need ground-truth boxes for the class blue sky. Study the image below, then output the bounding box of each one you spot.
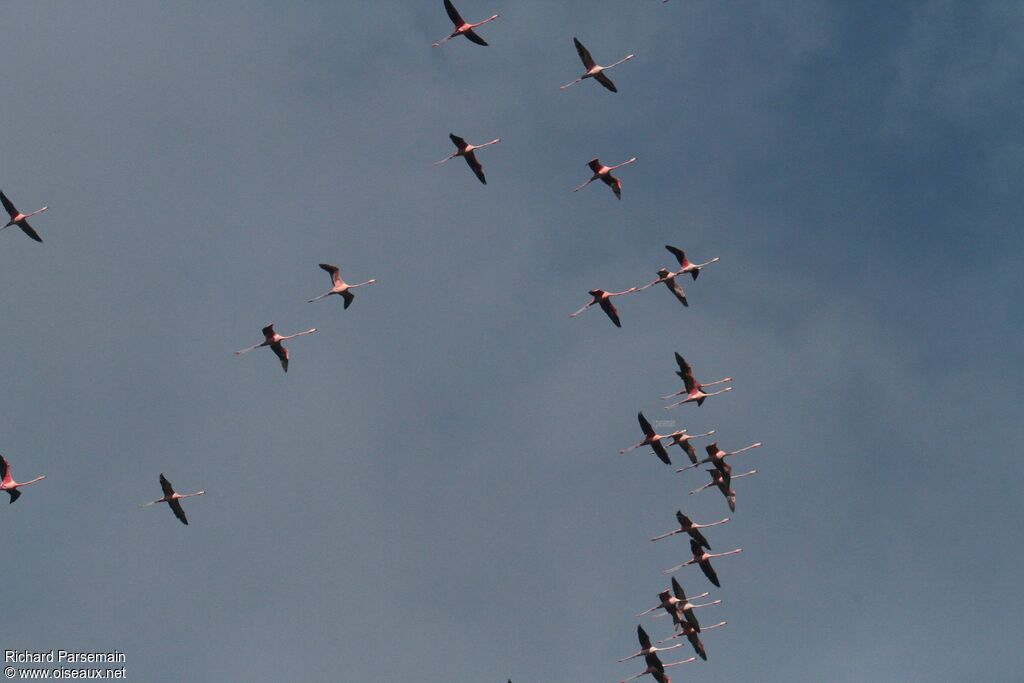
[2,2,1021,681]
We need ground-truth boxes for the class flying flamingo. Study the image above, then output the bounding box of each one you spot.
[690,468,757,512]
[650,510,731,549]
[661,428,716,465]
[639,268,689,307]
[433,0,499,47]
[0,455,45,504]
[570,287,638,328]
[620,652,696,683]
[663,538,743,586]
[662,353,732,409]
[655,620,729,661]
[435,133,501,184]
[676,441,762,475]
[1,190,46,242]
[573,157,637,200]
[616,625,684,663]
[637,577,720,633]
[620,412,673,465]
[561,37,634,93]
[307,263,376,309]
[235,324,317,373]
[139,474,205,525]
[665,245,719,280]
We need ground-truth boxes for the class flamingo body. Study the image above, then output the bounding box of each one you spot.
[0,455,45,504]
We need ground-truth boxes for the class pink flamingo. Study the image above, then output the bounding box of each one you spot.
[435,134,501,184]
[662,353,732,408]
[1,190,46,242]
[620,412,673,465]
[562,38,635,93]
[235,324,317,373]
[655,619,729,661]
[0,455,45,504]
[663,538,743,587]
[139,474,205,525]
[665,245,719,280]
[616,625,684,663]
[570,287,638,328]
[307,263,376,309]
[620,652,696,683]
[650,511,731,549]
[690,468,757,512]
[660,428,716,465]
[676,441,762,474]
[637,577,720,633]
[433,0,499,47]
[573,157,637,200]
[639,268,689,307]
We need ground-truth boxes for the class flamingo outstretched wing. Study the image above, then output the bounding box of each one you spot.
[464,150,486,184]
[573,37,596,69]
[169,498,189,525]
[271,343,289,372]
[599,298,621,327]
[17,221,42,242]
[594,71,618,93]
[0,191,18,219]
[443,0,464,26]
[319,263,341,286]
[159,474,175,497]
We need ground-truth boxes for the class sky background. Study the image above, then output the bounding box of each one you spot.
[2,1,1022,681]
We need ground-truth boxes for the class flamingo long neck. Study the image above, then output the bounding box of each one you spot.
[727,442,761,456]
[692,599,721,609]
[282,328,316,340]
[24,207,47,219]
[21,475,45,486]
[696,257,720,268]
[607,54,635,70]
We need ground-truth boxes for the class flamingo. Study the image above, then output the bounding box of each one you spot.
[139,474,205,525]
[573,157,637,200]
[235,324,317,373]
[616,625,684,663]
[637,577,720,634]
[676,441,762,474]
[655,620,729,661]
[661,428,716,465]
[690,468,757,512]
[570,287,638,327]
[639,269,689,307]
[433,0,499,47]
[0,455,45,504]
[665,245,719,281]
[435,134,501,185]
[561,37,634,93]
[663,538,743,586]
[0,190,46,243]
[620,652,696,683]
[662,353,732,408]
[650,511,731,549]
[307,263,376,309]
[620,412,673,465]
